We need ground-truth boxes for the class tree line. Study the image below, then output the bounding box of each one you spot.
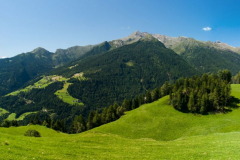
[68,82,172,133]
[0,69,235,134]
[170,70,232,113]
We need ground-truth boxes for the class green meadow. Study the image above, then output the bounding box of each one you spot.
[1,84,240,159]
[6,112,36,121]
[6,75,69,96]
[54,83,84,105]
[0,108,8,116]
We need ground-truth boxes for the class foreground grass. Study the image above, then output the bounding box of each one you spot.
[55,83,84,105]
[1,84,240,159]
[1,125,240,159]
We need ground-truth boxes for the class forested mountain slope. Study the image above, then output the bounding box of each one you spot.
[54,35,197,109]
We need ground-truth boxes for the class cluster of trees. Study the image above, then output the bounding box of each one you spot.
[24,129,41,137]
[170,70,232,114]
[69,83,172,134]
[0,120,19,127]
[233,71,240,84]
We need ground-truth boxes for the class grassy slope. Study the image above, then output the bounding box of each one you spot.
[6,113,16,121]
[1,126,240,159]
[0,84,240,159]
[6,112,36,121]
[6,75,68,96]
[92,84,240,141]
[54,83,84,105]
[0,108,8,116]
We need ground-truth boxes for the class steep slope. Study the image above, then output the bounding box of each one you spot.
[153,34,240,74]
[92,84,240,141]
[55,35,197,109]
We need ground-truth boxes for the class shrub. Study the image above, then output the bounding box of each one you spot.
[24,129,41,137]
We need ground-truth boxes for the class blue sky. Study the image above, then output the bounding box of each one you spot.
[1,0,240,58]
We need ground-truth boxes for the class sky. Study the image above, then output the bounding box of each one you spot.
[1,0,240,58]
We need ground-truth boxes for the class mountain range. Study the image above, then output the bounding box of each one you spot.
[0,31,240,126]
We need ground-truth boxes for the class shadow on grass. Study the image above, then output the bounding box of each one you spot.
[228,96,240,109]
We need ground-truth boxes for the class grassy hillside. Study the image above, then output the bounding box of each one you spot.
[0,108,8,116]
[54,82,84,105]
[6,75,68,96]
[92,84,240,141]
[1,84,240,159]
[6,112,36,121]
[2,123,240,159]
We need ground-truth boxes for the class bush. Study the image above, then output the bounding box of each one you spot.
[24,129,41,137]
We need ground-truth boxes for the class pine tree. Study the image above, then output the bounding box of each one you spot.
[87,111,94,130]
[101,107,107,124]
[116,106,124,117]
[188,92,195,112]
[121,99,129,111]
[152,88,160,101]
[200,93,208,113]
[146,90,152,103]
[132,97,140,110]
[69,114,86,134]
[92,111,100,127]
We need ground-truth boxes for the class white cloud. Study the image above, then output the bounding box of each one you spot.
[203,27,212,31]
[1,56,7,59]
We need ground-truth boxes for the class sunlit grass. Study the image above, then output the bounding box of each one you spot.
[92,84,240,141]
[1,84,240,159]
[6,112,36,121]
[6,75,70,96]
[0,108,8,116]
[54,83,84,105]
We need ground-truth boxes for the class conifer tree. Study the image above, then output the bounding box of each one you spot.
[87,111,94,130]
[200,93,208,113]
[101,107,107,124]
[69,114,86,133]
[92,111,100,127]
[146,90,152,103]
[152,88,160,101]
[188,92,195,112]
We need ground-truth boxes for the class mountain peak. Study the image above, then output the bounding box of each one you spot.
[140,34,158,42]
[31,47,49,53]
[133,30,143,36]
